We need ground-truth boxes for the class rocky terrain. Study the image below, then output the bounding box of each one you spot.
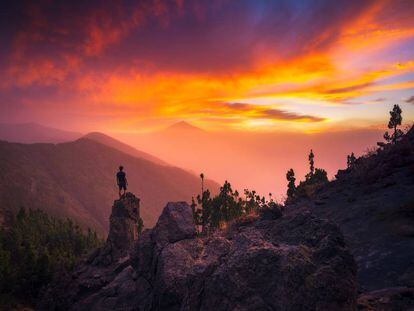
[280,126,414,310]
[289,126,414,294]
[39,193,357,310]
[37,127,414,310]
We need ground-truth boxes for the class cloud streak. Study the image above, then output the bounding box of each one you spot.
[406,96,414,104]
[215,102,325,122]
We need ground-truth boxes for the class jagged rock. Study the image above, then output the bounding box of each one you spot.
[91,193,140,265]
[140,206,357,311]
[357,287,414,310]
[106,193,140,259]
[39,198,357,310]
[152,201,197,248]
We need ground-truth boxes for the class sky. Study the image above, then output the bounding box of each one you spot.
[1,0,414,133]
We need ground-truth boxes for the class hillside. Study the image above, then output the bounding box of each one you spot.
[0,208,102,309]
[288,126,414,291]
[0,123,82,143]
[0,138,218,235]
[83,132,167,166]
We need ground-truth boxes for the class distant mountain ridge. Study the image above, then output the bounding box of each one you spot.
[0,122,171,165]
[0,138,219,235]
[0,122,82,143]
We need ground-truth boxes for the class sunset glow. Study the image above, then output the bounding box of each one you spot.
[1,4,414,300]
[1,0,413,133]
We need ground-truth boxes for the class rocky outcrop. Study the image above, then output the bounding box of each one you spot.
[151,201,196,248]
[88,192,140,266]
[139,210,357,311]
[106,193,140,259]
[39,196,357,310]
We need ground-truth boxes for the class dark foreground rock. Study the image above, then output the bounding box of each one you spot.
[357,287,414,310]
[288,127,414,291]
[39,196,357,310]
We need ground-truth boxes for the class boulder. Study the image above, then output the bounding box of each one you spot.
[152,201,196,248]
[131,203,357,310]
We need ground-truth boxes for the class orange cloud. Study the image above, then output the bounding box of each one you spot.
[67,52,412,131]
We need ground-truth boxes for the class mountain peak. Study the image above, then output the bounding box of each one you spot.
[165,121,204,132]
[83,131,111,140]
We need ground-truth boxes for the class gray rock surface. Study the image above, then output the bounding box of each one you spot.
[39,198,357,310]
[152,201,196,248]
[106,193,140,260]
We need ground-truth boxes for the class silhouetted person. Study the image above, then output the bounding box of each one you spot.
[117,166,128,197]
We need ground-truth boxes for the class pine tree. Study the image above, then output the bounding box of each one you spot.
[309,149,315,176]
[347,152,356,168]
[286,169,296,199]
[350,152,356,166]
[197,189,212,234]
[200,173,204,194]
[0,208,103,305]
[190,196,196,216]
[306,149,315,180]
[313,168,328,183]
[384,104,403,144]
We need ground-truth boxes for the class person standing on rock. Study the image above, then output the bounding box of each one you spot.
[116,166,128,197]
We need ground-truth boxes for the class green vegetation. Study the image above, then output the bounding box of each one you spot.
[347,152,356,168]
[307,149,315,178]
[296,150,328,198]
[200,173,205,194]
[0,208,102,308]
[286,169,296,201]
[384,104,403,144]
[285,149,329,202]
[192,179,281,234]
